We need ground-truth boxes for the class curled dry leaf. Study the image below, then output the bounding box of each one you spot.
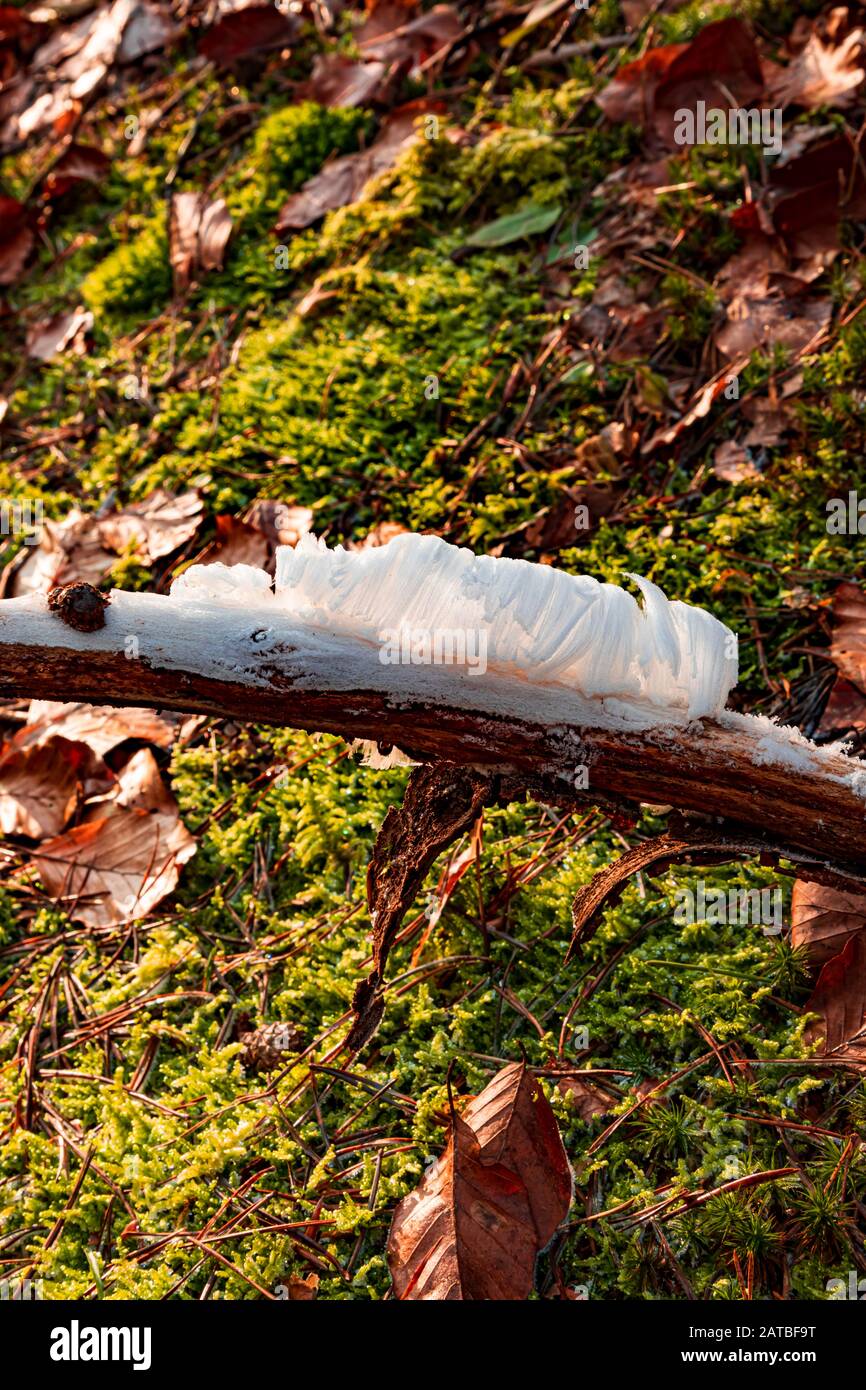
[276,101,443,234]
[803,931,866,1066]
[95,488,204,564]
[0,734,111,839]
[768,28,865,109]
[791,879,866,972]
[295,53,388,108]
[24,700,177,757]
[347,761,491,1050]
[387,1062,572,1300]
[25,307,93,360]
[4,491,204,597]
[0,195,34,285]
[34,748,195,926]
[5,507,117,596]
[170,192,233,293]
[197,5,299,64]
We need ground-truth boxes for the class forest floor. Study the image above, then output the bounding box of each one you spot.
[2,0,866,1301]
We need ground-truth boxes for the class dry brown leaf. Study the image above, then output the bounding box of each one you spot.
[170,193,233,292]
[197,4,298,63]
[715,292,831,361]
[347,762,491,1049]
[387,1063,572,1300]
[0,195,34,286]
[43,142,110,198]
[6,507,115,596]
[5,492,204,596]
[192,515,270,571]
[597,18,763,148]
[557,1073,619,1122]
[827,581,866,693]
[34,768,195,926]
[818,676,866,736]
[791,879,866,971]
[276,101,441,234]
[768,28,865,109]
[803,930,866,1065]
[741,397,792,449]
[283,1273,318,1300]
[87,747,175,816]
[241,500,314,547]
[26,307,93,360]
[296,53,388,108]
[712,440,761,484]
[23,701,177,757]
[117,1,176,62]
[0,735,110,839]
[358,4,462,75]
[354,520,409,548]
[97,489,204,563]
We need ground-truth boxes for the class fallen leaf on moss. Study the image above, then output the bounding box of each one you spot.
[35,753,195,926]
[276,101,443,233]
[197,5,298,64]
[768,28,865,109]
[0,734,111,839]
[26,307,92,360]
[42,141,110,198]
[97,488,204,563]
[466,201,560,248]
[0,195,34,285]
[24,701,177,757]
[803,931,866,1064]
[712,441,761,484]
[296,53,388,108]
[169,192,233,292]
[387,1062,571,1299]
[557,1073,620,1122]
[792,879,866,972]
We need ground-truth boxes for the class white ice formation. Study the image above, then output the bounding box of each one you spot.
[170,531,738,726]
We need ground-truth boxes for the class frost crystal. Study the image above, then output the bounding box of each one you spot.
[171,532,739,722]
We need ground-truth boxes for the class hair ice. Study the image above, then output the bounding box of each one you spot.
[171,532,738,722]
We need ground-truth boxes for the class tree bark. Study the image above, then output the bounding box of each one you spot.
[1,590,865,879]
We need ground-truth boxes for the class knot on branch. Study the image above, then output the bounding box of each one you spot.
[47,582,110,632]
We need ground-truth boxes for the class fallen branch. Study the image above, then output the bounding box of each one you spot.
[1,587,865,882]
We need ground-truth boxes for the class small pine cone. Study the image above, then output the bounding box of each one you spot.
[47,581,110,632]
[239,1021,303,1072]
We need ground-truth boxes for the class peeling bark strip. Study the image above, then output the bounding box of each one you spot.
[1,592,866,874]
[347,763,491,1050]
[567,818,866,962]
